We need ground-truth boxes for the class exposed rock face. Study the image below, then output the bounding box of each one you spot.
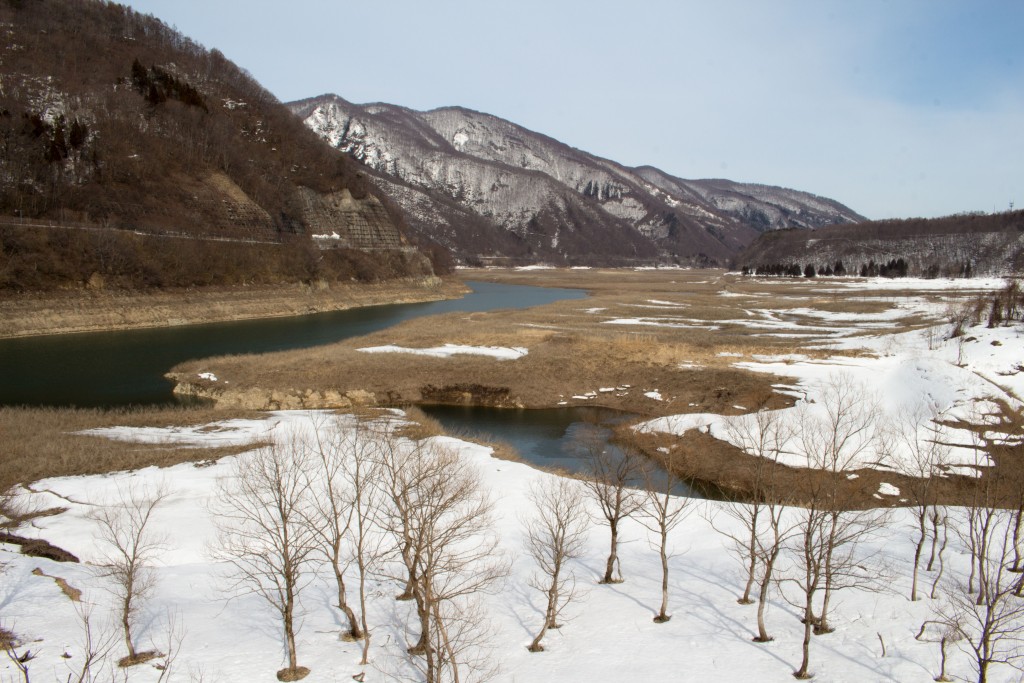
[289,95,865,265]
[170,379,380,411]
[299,188,405,250]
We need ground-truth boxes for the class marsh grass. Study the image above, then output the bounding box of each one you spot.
[0,405,266,489]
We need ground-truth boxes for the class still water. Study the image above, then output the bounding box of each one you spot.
[420,404,703,498]
[0,281,586,407]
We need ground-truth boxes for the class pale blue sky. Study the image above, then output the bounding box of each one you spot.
[123,0,1023,220]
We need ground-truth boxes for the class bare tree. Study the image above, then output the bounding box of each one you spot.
[578,435,645,584]
[889,406,950,601]
[523,476,590,651]
[374,432,435,655]
[930,508,950,600]
[64,599,118,683]
[707,409,796,642]
[957,411,1000,604]
[377,433,507,683]
[795,376,887,636]
[751,488,794,644]
[786,377,889,678]
[939,509,1024,683]
[711,408,793,606]
[345,422,389,667]
[2,634,34,683]
[304,413,362,641]
[916,619,961,682]
[92,483,167,666]
[788,500,830,680]
[637,448,692,623]
[214,439,318,682]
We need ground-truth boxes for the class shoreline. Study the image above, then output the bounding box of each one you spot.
[0,276,468,340]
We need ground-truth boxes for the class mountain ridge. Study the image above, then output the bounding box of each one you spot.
[290,94,866,265]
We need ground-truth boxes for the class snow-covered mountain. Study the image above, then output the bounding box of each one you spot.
[289,94,865,265]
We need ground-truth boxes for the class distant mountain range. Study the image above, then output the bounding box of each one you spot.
[289,94,866,266]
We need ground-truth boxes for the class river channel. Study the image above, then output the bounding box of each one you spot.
[0,280,586,407]
[1,279,700,495]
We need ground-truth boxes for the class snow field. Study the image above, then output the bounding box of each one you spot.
[0,409,1016,682]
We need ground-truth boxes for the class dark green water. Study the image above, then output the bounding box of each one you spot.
[420,404,702,497]
[0,280,586,407]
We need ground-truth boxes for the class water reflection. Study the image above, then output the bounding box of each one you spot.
[420,405,702,498]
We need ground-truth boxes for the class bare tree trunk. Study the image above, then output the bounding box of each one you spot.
[931,517,948,600]
[740,506,759,604]
[358,555,372,665]
[1012,503,1024,572]
[795,598,814,679]
[754,545,780,642]
[433,602,460,683]
[911,508,927,601]
[816,513,838,635]
[409,580,430,656]
[284,591,298,672]
[602,521,620,584]
[927,507,942,571]
[656,531,670,622]
[528,623,549,653]
[331,560,362,639]
[122,593,136,660]
[530,567,563,651]
[937,636,951,681]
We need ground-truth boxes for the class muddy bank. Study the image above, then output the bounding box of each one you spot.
[0,276,464,339]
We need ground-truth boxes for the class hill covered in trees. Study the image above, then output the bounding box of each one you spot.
[0,0,437,291]
[736,210,1024,278]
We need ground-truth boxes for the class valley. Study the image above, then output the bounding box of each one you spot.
[2,267,1022,682]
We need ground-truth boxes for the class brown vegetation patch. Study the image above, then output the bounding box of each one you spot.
[277,666,311,681]
[0,405,267,489]
[0,628,14,650]
[627,421,1016,510]
[117,651,161,668]
[0,532,79,563]
[1,505,67,530]
[31,567,83,601]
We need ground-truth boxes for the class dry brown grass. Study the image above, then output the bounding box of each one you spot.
[165,269,985,428]
[0,405,266,489]
[118,651,161,668]
[31,567,82,601]
[395,406,447,440]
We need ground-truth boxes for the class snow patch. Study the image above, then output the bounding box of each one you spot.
[357,344,527,361]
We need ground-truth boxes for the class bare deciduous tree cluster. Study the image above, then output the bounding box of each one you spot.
[9,370,1024,683]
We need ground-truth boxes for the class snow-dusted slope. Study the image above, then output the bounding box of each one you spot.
[289,95,865,265]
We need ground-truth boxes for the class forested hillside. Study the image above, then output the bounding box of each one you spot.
[0,0,435,291]
[736,210,1024,277]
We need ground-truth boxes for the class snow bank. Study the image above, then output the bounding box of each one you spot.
[3,409,1003,682]
[357,343,528,361]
